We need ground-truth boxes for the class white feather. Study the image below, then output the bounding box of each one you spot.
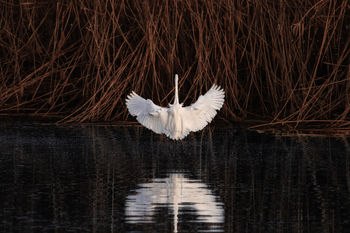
[126,92,167,134]
[182,85,225,132]
[125,75,225,140]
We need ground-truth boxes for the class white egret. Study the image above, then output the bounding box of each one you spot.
[126,74,225,140]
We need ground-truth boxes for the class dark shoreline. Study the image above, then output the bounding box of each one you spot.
[1,114,349,137]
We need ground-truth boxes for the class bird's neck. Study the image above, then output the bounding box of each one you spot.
[174,74,179,105]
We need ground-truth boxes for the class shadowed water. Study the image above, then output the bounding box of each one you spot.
[0,121,349,233]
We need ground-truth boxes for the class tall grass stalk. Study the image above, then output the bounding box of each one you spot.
[0,0,349,129]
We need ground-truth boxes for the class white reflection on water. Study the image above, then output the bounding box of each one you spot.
[125,172,224,232]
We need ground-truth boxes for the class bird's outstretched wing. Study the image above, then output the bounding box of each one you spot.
[126,92,168,134]
[182,85,225,132]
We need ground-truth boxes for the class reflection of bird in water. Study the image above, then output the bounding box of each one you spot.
[125,173,224,233]
[126,74,225,140]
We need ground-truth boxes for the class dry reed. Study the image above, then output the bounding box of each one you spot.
[0,0,349,130]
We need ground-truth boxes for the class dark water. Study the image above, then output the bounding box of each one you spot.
[0,122,349,233]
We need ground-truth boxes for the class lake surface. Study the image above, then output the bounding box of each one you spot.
[0,121,349,233]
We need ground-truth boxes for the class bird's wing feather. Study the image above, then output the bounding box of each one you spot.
[182,85,225,132]
[126,92,168,134]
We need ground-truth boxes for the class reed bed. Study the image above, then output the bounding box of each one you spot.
[0,0,349,130]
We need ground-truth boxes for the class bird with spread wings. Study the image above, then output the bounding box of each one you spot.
[126,74,225,140]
